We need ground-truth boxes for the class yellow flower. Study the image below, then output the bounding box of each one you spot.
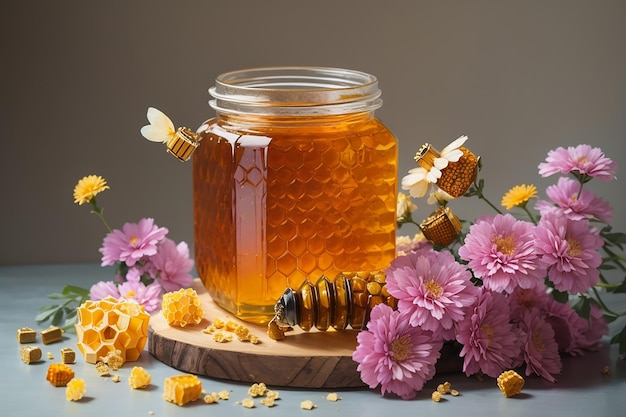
[73,175,109,205]
[501,184,537,210]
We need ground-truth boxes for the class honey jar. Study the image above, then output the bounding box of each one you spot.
[193,67,398,323]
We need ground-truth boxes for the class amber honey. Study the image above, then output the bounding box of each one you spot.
[193,67,398,323]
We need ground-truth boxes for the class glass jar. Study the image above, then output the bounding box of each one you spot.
[194,67,398,324]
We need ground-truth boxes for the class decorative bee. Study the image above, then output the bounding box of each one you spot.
[268,271,396,340]
[140,107,201,162]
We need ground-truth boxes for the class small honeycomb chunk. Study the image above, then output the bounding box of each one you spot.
[41,326,63,345]
[112,375,120,383]
[46,363,75,387]
[66,378,86,401]
[129,366,152,389]
[497,370,525,398]
[60,347,76,364]
[260,397,276,407]
[95,361,110,376]
[161,288,204,328]
[17,327,37,343]
[203,392,219,404]
[20,345,42,364]
[248,382,267,397]
[100,349,124,370]
[300,400,316,410]
[163,374,202,406]
[326,392,340,401]
[431,391,442,402]
[241,398,255,408]
[218,389,230,400]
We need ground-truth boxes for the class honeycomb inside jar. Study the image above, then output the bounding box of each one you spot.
[193,112,397,323]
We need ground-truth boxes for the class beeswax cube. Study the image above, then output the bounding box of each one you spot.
[163,374,202,406]
[20,345,42,364]
[60,347,76,364]
[41,326,63,345]
[17,327,37,344]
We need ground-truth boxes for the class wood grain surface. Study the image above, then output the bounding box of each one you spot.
[148,279,463,388]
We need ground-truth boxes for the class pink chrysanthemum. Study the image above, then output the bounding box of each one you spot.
[458,214,547,294]
[544,299,607,356]
[352,304,443,399]
[519,309,562,382]
[536,177,613,222]
[456,289,522,378]
[534,212,603,294]
[507,286,552,323]
[99,218,168,267]
[538,144,617,181]
[89,280,120,300]
[385,248,478,340]
[150,238,195,292]
[117,267,163,313]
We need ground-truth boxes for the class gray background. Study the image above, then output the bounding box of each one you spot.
[2,0,625,265]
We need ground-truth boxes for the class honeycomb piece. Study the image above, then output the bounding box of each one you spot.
[41,326,63,345]
[163,374,203,406]
[431,391,442,402]
[248,382,267,397]
[203,393,219,404]
[75,296,150,364]
[497,370,525,398]
[46,363,75,387]
[300,400,316,410]
[60,347,76,364]
[326,392,340,401]
[66,378,86,401]
[101,349,124,370]
[241,398,255,408]
[95,361,110,376]
[20,345,42,364]
[112,375,120,383]
[218,390,230,400]
[260,397,276,407]
[17,327,37,343]
[161,288,204,328]
[129,366,151,389]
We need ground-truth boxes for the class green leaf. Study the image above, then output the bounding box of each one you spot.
[612,280,626,294]
[610,325,626,359]
[573,297,591,320]
[62,285,90,298]
[603,232,626,245]
[51,308,65,326]
[35,306,59,323]
[551,289,569,304]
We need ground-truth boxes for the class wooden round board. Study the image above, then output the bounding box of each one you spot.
[148,279,463,389]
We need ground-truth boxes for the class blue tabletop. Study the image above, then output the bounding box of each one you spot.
[1,263,625,417]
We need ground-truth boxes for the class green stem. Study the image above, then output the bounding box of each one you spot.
[591,286,625,317]
[473,179,503,215]
[522,205,538,225]
[89,197,112,233]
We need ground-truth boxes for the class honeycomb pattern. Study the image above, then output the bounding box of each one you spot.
[75,296,150,364]
[161,288,204,327]
[194,117,397,323]
[163,374,203,406]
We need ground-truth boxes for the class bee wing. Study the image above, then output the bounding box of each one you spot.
[140,107,176,143]
[440,135,468,161]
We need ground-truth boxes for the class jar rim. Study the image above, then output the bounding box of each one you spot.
[209,66,383,116]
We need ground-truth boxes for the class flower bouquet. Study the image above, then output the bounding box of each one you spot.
[36,175,195,330]
[353,137,626,399]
